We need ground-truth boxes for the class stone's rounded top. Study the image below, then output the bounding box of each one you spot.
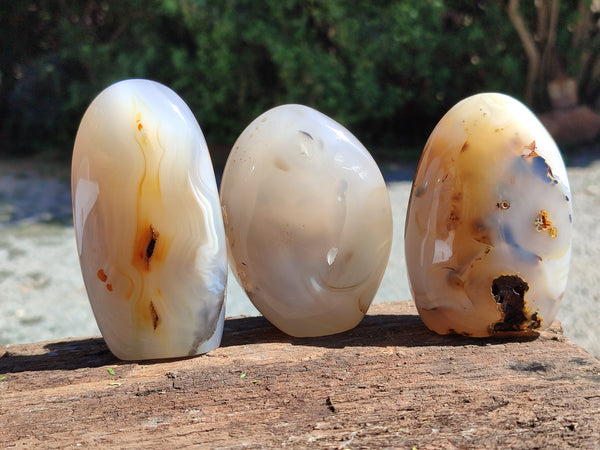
[222,104,384,188]
[428,92,569,190]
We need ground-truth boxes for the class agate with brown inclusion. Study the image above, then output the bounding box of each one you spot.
[72,80,226,360]
[405,93,572,337]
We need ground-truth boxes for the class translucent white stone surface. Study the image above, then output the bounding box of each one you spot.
[405,93,572,337]
[220,104,393,337]
[72,79,226,360]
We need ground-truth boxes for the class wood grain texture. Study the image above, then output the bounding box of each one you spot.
[1,301,599,448]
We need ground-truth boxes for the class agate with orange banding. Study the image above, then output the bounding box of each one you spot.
[220,104,393,337]
[72,79,226,360]
[405,93,572,337]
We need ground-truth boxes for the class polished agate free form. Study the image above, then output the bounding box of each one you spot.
[220,104,393,337]
[405,93,572,337]
[72,79,226,360]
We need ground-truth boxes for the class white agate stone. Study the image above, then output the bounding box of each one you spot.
[220,104,393,337]
[72,79,226,360]
[405,93,572,337]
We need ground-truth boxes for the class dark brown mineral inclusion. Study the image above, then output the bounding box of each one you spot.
[146,226,158,261]
[492,275,530,332]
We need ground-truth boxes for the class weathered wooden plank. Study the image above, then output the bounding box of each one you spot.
[1,301,599,448]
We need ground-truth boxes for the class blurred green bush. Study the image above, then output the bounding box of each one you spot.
[0,0,597,160]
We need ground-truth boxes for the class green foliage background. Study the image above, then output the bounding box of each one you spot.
[0,1,596,161]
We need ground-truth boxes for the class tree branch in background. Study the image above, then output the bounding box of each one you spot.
[508,0,540,105]
[572,0,593,48]
[573,0,599,103]
[540,0,560,82]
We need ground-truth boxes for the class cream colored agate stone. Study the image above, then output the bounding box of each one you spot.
[72,79,226,360]
[220,104,393,337]
[405,93,572,337]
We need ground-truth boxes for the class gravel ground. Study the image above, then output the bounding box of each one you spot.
[0,154,598,359]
